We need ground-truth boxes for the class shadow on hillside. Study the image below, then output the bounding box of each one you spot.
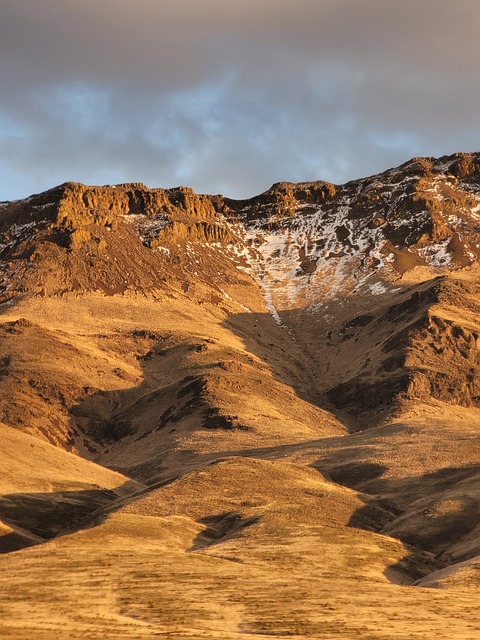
[189,511,260,552]
[313,455,480,585]
[0,480,140,554]
[66,310,346,481]
[1,281,460,570]
[222,273,479,433]
[222,300,421,432]
[63,291,430,481]
[223,310,323,405]
[3,276,437,471]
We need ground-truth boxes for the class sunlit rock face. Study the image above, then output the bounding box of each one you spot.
[3,152,480,308]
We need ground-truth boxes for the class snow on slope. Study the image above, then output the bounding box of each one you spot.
[3,152,480,324]
[227,154,480,317]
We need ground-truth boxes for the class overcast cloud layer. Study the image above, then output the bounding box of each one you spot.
[2,0,480,200]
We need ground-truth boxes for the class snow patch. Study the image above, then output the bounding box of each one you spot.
[418,239,452,267]
[368,281,390,295]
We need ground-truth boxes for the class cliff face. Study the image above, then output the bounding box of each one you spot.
[3,151,480,305]
[228,152,480,314]
[0,182,238,301]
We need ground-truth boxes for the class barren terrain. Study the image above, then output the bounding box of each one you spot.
[1,153,479,638]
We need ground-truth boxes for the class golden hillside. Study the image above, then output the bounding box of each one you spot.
[1,153,480,639]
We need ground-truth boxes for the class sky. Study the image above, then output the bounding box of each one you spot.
[2,0,480,201]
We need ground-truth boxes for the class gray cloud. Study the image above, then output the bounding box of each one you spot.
[1,0,480,199]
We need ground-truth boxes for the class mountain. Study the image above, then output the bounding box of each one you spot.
[0,152,480,639]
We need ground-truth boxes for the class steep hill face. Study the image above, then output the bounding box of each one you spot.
[229,152,480,304]
[4,152,480,305]
[1,152,480,639]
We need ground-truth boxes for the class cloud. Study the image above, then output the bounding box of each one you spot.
[1,0,480,199]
